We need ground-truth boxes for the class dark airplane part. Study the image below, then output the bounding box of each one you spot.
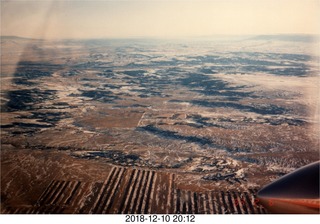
[257,161,320,214]
[259,161,319,199]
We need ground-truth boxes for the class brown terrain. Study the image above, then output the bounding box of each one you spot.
[1,36,319,214]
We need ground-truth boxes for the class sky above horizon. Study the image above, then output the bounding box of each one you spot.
[1,0,319,39]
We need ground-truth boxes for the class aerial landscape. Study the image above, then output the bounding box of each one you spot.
[1,0,319,215]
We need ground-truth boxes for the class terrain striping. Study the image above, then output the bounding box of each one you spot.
[2,167,266,214]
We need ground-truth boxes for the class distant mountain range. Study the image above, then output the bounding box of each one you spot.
[248,34,319,42]
[1,36,38,40]
[1,34,319,42]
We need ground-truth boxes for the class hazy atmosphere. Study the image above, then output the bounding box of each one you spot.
[1,0,319,216]
[1,0,319,39]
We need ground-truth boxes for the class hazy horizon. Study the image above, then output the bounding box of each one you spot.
[1,0,319,39]
[2,34,319,42]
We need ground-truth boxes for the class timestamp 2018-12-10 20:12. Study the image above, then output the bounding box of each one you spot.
[125,214,196,223]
